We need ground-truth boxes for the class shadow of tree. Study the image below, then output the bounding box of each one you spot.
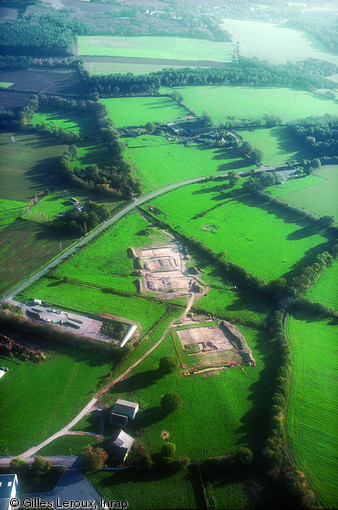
[110,369,161,394]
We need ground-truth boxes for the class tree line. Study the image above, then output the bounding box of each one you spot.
[79,58,337,95]
[288,115,338,158]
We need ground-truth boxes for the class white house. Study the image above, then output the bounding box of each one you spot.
[0,474,18,510]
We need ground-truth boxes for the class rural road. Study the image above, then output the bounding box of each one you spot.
[1,173,229,302]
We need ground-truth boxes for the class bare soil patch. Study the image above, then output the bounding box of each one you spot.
[134,241,205,299]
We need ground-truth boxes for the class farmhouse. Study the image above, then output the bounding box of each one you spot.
[110,399,139,426]
[111,430,135,462]
[0,474,18,510]
[69,197,79,205]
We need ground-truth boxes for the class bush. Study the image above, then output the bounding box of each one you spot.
[161,442,176,458]
[160,392,183,415]
[81,445,108,471]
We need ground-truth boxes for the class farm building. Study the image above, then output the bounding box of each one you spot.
[111,430,135,462]
[0,474,18,510]
[69,197,79,205]
[110,399,139,426]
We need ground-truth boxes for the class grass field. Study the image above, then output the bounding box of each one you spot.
[0,349,112,455]
[90,467,201,509]
[102,96,188,128]
[19,279,168,336]
[0,219,75,298]
[286,313,338,509]
[160,86,338,124]
[38,434,97,456]
[268,166,338,219]
[124,136,255,193]
[221,19,338,65]
[107,324,277,460]
[0,198,27,230]
[0,131,67,201]
[240,127,311,166]
[209,480,248,509]
[53,210,170,293]
[0,82,13,88]
[142,180,331,282]
[306,261,338,309]
[31,107,95,138]
[77,36,233,62]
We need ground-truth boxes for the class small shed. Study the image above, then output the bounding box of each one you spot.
[111,430,135,462]
[110,399,139,425]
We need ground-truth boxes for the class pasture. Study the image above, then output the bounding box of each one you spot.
[239,127,310,166]
[107,324,277,459]
[268,166,338,219]
[0,219,75,298]
[306,261,338,310]
[53,210,170,293]
[0,131,67,201]
[0,82,13,88]
[19,280,168,337]
[90,468,201,509]
[0,199,27,231]
[160,86,338,123]
[102,96,188,128]
[286,314,338,509]
[124,136,255,193]
[0,349,112,455]
[31,107,95,138]
[143,180,332,282]
[221,19,338,65]
[77,36,233,62]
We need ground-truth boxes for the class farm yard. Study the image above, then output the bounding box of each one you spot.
[0,131,67,201]
[306,261,338,310]
[102,96,188,129]
[160,86,338,123]
[124,136,255,193]
[268,166,338,219]
[142,179,332,282]
[221,19,338,65]
[239,127,311,166]
[0,348,112,455]
[77,36,233,63]
[286,314,338,509]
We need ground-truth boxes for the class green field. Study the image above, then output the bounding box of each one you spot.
[160,86,338,124]
[125,136,254,193]
[286,314,338,509]
[77,36,233,62]
[84,61,202,76]
[0,349,112,455]
[307,261,338,309]
[0,198,27,230]
[53,210,170,293]
[102,96,188,128]
[143,180,331,282]
[209,481,248,509]
[38,434,97,456]
[0,82,14,87]
[0,219,75,298]
[107,324,277,459]
[0,131,67,201]
[240,127,310,166]
[268,166,338,219]
[19,280,168,336]
[31,107,95,138]
[90,468,201,509]
[221,18,338,65]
